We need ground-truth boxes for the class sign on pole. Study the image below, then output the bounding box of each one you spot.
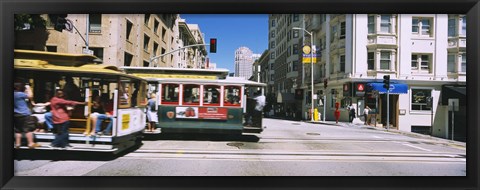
[83,48,94,55]
[448,98,459,111]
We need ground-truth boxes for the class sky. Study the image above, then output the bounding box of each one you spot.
[180,14,268,73]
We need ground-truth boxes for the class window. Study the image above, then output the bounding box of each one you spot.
[293,61,298,71]
[162,27,167,41]
[46,46,57,52]
[162,84,179,104]
[183,84,200,105]
[411,54,431,73]
[154,19,159,34]
[330,25,337,42]
[144,34,150,51]
[461,16,466,36]
[293,30,299,38]
[153,42,159,56]
[411,89,431,111]
[380,15,391,33]
[461,53,466,73]
[144,14,150,26]
[203,85,221,105]
[448,17,456,37]
[161,48,166,62]
[340,55,345,72]
[124,52,133,66]
[340,22,346,39]
[271,31,275,38]
[89,14,101,33]
[293,44,298,54]
[380,51,391,70]
[271,19,276,27]
[367,52,374,70]
[293,14,300,22]
[126,20,133,41]
[224,86,241,106]
[412,17,432,36]
[90,47,104,60]
[143,61,149,67]
[368,15,375,34]
[447,54,455,72]
[270,41,275,49]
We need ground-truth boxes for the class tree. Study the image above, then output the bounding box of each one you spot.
[14,14,49,50]
[14,14,46,30]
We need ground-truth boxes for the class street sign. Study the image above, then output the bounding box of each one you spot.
[448,98,459,111]
[83,48,94,55]
[64,19,74,33]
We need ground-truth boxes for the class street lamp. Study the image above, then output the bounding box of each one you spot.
[293,27,314,122]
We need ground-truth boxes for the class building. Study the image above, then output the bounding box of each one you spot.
[234,46,255,79]
[268,14,304,119]
[302,14,466,141]
[36,14,179,68]
[15,14,210,69]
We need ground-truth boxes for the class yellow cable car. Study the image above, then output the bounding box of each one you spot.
[14,49,148,154]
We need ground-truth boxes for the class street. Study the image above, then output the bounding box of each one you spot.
[15,118,466,176]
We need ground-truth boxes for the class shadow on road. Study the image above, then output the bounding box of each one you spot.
[14,142,142,161]
[142,133,260,143]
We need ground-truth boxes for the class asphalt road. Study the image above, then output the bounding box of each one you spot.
[15,118,466,176]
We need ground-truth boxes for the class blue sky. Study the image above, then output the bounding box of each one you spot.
[180,14,268,73]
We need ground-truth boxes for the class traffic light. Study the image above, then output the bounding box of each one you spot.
[53,14,68,32]
[383,75,390,90]
[209,38,217,53]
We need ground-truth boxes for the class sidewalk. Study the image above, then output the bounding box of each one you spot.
[305,120,466,148]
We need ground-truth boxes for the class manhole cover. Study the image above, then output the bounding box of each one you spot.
[227,142,244,148]
[306,133,320,136]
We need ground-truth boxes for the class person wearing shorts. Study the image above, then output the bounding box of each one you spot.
[13,82,41,149]
[146,93,158,132]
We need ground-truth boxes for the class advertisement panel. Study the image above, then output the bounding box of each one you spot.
[198,107,228,120]
[176,107,199,119]
[175,107,228,120]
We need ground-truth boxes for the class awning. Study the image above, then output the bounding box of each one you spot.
[441,85,466,106]
[277,92,295,103]
[367,83,408,94]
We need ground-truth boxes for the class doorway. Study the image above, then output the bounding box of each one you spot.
[380,94,399,129]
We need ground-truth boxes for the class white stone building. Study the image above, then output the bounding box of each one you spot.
[301,14,466,141]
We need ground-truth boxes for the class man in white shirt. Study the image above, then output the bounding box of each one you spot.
[252,91,266,128]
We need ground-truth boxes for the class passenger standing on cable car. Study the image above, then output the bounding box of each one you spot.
[49,89,86,149]
[13,82,41,149]
[146,93,158,132]
[252,91,266,128]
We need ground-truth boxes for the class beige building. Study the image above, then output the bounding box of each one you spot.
[40,14,178,68]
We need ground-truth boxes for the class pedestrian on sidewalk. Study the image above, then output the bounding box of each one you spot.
[364,106,371,125]
[348,104,355,123]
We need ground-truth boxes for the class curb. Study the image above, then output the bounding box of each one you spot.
[306,121,466,147]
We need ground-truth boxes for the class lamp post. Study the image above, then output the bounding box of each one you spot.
[293,27,314,122]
